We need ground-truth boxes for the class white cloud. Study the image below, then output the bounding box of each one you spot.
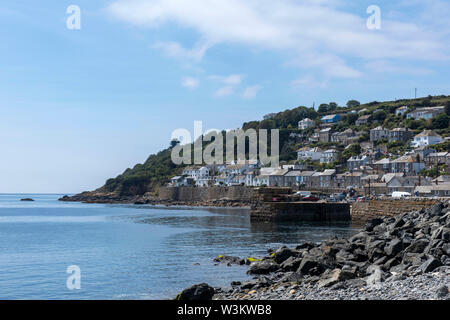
[152,41,211,62]
[107,0,449,79]
[209,74,243,86]
[209,74,243,98]
[214,86,234,97]
[242,85,262,99]
[292,75,328,89]
[181,77,199,89]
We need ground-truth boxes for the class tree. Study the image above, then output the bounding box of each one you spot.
[445,101,450,116]
[374,110,387,122]
[343,113,358,125]
[430,114,450,130]
[346,100,360,109]
[329,102,338,111]
[318,104,329,114]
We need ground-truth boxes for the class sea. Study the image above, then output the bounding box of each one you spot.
[0,194,359,299]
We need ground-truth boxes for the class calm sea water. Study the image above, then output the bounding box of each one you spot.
[0,194,359,300]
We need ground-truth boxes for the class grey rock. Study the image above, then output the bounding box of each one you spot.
[384,238,403,257]
[247,260,279,275]
[420,258,442,273]
[178,283,215,301]
[436,285,448,298]
[273,248,298,264]
[280,256,302,271]
[365,218,384,232]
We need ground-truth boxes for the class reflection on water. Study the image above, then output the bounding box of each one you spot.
[0,195,360,300]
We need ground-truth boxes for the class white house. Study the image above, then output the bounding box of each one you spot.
[410,130,443,148]
[406,106,445,120]
[347,155,369,171]
[298,118,315,130]
[254,175,270,187]
[395,106,409,116]
[297,147,324,161]
[182,166,210,179]
[320,149,339,164]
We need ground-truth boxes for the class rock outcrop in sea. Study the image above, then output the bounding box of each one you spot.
[180,200,450,300]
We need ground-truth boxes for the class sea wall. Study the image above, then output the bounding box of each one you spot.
[351,199,441,224]
[251,201,351,222]
[157,186,255,203]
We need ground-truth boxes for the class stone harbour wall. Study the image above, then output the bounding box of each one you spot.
[158,186,255,203]
[351,199,441,225]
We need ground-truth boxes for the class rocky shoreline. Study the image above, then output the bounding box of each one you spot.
[59,193,251,208]
[179,200,450,300]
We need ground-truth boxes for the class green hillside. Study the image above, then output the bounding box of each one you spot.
[95,95,450,196]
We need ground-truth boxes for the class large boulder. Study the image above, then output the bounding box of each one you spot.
[247,260,279,275]
[273,248,299,264]
[297,258,325,276]
[365,218,384,232]
[419,257,442,273]
[318,267,357,288]
[366,265,384,286]
[280,256,302,271]
[384,238,403,257]
[213,255,245,265]
[177,283,215,300]
[404,239,430,254]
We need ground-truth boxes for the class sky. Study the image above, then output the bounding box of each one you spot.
[0,0,449,193]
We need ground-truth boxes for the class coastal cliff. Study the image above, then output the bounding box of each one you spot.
[60,186,254,207]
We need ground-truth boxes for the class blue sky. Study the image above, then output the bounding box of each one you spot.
[1,0,449,193]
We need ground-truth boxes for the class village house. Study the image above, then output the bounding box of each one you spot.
[297,171,316,188]
[254,175,269,187]
[331,129,361,146]
[321,114,341,124]
[298,118,315,130]
[415,184,450,197]
[433,175,450,185]
[170,176,195,187]
[182,166,210,180]
[244,170,258,187]
[412,146,436,161]
[365,183,388,196]
[355,115,371,126]
[268,169,289,187]
[425,152,449,166]
[385,176,422,195]
[406,106,445,120]
[215,173,233,186]
[370,126,389,142]
[410,130,443,148]
[395,106,409,116]
[317,169,337,188]
[391,155,425,175]
[223,164,251,176]
[297,147,324,161]
[319,127,333,143]
[320,149,339,164]
[230,175,246,186]
[336,172,363,189]
[308,132,320,143]
[388,128,414,143]
[284,170,302,187]
[347,155,370,171]
[373,158,392,173]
